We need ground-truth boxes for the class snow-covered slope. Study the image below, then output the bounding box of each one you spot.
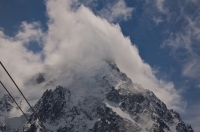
[0,61,194,132]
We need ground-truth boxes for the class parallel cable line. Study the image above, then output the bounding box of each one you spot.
[0,61,47,132]
[0,81,31,123]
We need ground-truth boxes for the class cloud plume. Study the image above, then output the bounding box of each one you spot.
[0,0,184,117]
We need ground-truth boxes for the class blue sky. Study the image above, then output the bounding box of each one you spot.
[0,0,200,131]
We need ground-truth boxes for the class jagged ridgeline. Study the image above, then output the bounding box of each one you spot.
[0,61,194,132]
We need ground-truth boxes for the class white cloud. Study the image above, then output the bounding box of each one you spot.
[16,22,43,44]
[0,0,184,116]
[98,0,134,23]
[0,22,43,93]
[0,22,44,116]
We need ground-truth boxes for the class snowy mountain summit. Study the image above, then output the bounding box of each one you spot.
[0,61,194,132]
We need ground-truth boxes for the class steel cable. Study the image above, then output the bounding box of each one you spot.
[0,61,47,132]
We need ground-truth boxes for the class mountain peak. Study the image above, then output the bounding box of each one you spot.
[22,62,193,132]
[0,61,194,132]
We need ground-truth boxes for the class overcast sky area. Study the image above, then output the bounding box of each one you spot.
[0,0,200,131]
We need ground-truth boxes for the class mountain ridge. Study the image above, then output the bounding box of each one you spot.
[0,61,194,132]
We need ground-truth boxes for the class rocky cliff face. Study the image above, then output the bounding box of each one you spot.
[0,61,194,132]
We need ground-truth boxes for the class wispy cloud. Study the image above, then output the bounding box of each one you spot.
[162,4,200,83]
[152,0,200,83]
[152,16,164,25]
[98,0,134,23]
[152,0,200,130]
[156,0,166,14]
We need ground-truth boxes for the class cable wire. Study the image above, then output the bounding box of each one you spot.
[0,61,47,132]
[0,81,31,123]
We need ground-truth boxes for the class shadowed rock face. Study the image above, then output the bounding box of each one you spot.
[24,85,194,132]
[33,86,67,121]
[24,77,194,131]
[0,124,6,132]
[91,105,141,132]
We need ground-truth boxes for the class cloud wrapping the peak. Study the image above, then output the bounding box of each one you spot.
[44,0,184,111]
[0,0,184,115]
